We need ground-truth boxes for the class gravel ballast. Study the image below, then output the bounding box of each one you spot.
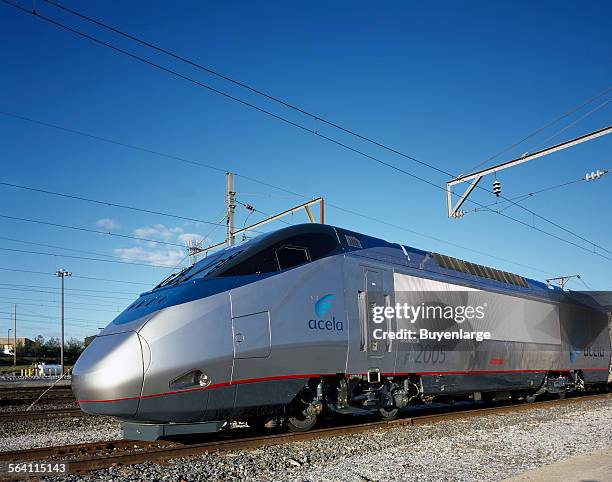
[21,396,606,481]
[0,416,122,452]
[1,396,609,480]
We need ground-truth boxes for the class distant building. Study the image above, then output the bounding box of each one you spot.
[0,337,33,355]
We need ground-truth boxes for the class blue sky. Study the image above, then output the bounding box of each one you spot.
[0,0,610,341]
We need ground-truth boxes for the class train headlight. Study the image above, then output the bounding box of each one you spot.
[170,369,211,390]
[197,372,211,388]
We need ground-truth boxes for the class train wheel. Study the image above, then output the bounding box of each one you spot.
[378,406,399,421]
[286,412,318,432]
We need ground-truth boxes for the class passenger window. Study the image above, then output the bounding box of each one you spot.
[276,245,310,270]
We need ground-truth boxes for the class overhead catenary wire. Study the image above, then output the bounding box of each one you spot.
[5,306,111,331]
[46,0,611,199]
[526,97,611,155]
[0,235,181,265]
[0,310,107,324]
[0,266,152,286]
[0,212,185,247]
[0,299,121,313]
[0,111,556,276]
[24,0,612,253]
[465,176,589,214]
[0,282,139,296]
[467,87,612,172]
[0,285,135,301]
[0,181,230,228]
[3,115,611,266]
[0,290,129,306]
[1,1,609,271]
[0,245,182,269]
[0,4,521,200]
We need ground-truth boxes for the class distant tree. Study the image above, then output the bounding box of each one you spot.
[15,340,28,357]
[65,337,84,362]
[43,337,60,358]
[32,335,45,358]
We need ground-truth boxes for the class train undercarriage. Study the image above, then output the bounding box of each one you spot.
[250,371,611,433]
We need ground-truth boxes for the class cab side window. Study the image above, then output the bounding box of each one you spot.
[275,245,310,270]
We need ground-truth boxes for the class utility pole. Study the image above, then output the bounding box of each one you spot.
[55,268,72,374]
[12,304,16,367]
[226,172,236,246]
[7,328,11,359]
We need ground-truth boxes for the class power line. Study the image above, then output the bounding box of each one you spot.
[526,97,611,154]
[9,305,108,327]
[0,282,138,296]
[0,235,179,265]
[0,110,225,172]
[0,212,185,247]
[0,266,152,286]
[0,299,121,313]
[0,310,106,324]
[0,289,129,305]
[0,0,454,196]
[467,87,612,172]
[467,177,587,214]
[1,3,609,271]
[0,285,134,301]
[4,0,609,266]
[0,111,555,276]
[42,0,448,177]
[0,245,180,269]
[30,0,612,251]
[0,181,229,228]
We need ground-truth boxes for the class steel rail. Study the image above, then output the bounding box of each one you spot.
[0,396,74,407]
[0,392,608,477]
[0,408,86,422]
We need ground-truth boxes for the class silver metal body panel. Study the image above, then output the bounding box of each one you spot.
[72,237,611,424]
[72,331,144,416]
[229,255,347,383]
[136,290,233,422]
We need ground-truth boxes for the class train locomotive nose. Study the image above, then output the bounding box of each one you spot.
[72,331,144,418]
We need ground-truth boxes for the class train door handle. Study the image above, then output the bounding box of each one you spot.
[235,333,244,343]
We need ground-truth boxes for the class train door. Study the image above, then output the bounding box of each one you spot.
[356,266,396,377]
[231,311,271,361]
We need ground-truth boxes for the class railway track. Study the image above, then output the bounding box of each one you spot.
[0,392,609,478]
[0,408,86,422]
[0,387,74,407]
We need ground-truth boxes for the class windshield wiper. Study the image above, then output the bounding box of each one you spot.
[179,258,226,283]
[154,266,190,289]
[180,251,241,283]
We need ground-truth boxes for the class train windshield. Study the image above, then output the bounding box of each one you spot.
[153,226,342,288]
[215,230,341,277]
[153,246,243,289]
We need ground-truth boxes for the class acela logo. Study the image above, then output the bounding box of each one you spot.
[310,294,343,331]
[569,350,581,364]
[315,294,335,317]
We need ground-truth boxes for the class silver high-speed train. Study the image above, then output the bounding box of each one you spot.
[72,224,611,440]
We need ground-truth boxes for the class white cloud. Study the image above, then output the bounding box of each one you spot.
[96,218,120,230]
[113,224,212,267]
[114,246,185,268]
[134,224,183,242]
